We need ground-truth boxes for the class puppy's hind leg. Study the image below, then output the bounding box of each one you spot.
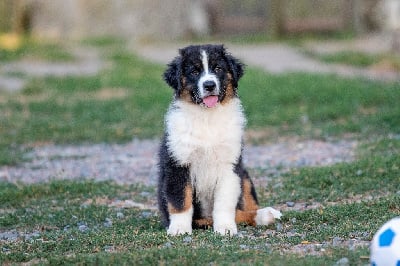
[235,174,282,226]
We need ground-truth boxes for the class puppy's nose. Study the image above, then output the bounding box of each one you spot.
[203,80,216,92]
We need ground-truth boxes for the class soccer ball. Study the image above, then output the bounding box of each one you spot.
[370,217,400,266]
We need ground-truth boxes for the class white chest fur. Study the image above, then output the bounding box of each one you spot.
[165,99,245,216]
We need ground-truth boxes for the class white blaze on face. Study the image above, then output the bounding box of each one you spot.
[198,50,220,98]
[201,50,209,73]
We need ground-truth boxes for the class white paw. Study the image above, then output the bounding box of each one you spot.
[214,222,238,236]
[255,207,282,226]
[167,209,193,236]
[167,223,192,236]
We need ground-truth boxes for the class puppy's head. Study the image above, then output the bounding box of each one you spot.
[164,44,244,108]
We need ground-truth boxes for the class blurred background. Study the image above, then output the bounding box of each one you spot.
[0,0,400,45]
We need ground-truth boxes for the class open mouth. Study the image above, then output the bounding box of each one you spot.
[202,95,219,108]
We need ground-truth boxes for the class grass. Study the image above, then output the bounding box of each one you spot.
[1,38,400,164]
[262,152,400,205]
[0,37,400,264]
[1,153,398,265]
[0,36,75,62]
[1,176,398,265]
[240,70,400,137]
[311,50,400,71]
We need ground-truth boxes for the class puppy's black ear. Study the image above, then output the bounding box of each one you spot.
[225,53,245,88]
[163,56,182,93]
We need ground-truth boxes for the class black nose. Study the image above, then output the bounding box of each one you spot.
[203,80,216,92]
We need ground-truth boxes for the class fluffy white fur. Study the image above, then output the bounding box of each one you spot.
[167,207,194,235]
[166,98,245,235]
[255,207,283,226]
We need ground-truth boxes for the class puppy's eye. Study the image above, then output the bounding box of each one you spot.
[191,69,200,76]
[214,66,222,73]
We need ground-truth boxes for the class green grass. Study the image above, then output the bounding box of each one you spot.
[0,37,75,62]
[240,70,400,137]
[318,51,380,67]
[1,39,400,164]
[0,37,400,264]
[1,140,399,265]
[1,178,397,265]
[1,170,398,264]
[312,50,400,71]
[0,44,169,164]
[266,150,400,204]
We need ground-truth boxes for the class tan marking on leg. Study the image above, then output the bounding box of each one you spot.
[235,179,260,225]
[242,179,259,211]
[235,209,257,226]
[168,185,193,214]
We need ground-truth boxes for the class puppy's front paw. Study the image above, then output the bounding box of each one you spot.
[167,223,192,236]
[255,207,282,226]
[214,222,238,236]
[167,210,193,236]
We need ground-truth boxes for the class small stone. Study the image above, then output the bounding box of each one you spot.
[164,241,173,248]
[356,170,363,176]
[78,224,89,233]
[141,211,152,218]
[240,244,248,250]
[104,218,113,228]
[332,237,342,246]
[276,223,283,232]
[286,201,295,207]
[183,236,192,243]
[104,245,114,252]
[0,231,19,242]
[237,231,246,238]
[335,257,349,266]
[24,231,41,241]
[116,212,124,219]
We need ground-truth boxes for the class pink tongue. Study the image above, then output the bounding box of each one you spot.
[203,96,219,108]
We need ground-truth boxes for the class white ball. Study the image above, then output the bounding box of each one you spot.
[370,217,400,266]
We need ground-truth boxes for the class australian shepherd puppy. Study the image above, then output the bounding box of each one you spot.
[158,44,281,236]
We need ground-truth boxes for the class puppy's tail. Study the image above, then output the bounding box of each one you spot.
[254,207,282,226]
[235,206,282,226]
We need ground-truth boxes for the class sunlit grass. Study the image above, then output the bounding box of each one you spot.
[1,38,400,165]
[0,37,399,265]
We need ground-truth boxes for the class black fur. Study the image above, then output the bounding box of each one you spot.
[157,134,190,227]
[163,44,244,104]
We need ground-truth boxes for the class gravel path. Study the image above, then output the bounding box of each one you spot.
[0,40,366,185]
[0,139,356,186]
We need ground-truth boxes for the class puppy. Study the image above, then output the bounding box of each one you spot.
[158,44,281,236]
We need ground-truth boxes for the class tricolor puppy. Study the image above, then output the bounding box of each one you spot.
[158,44,281,236]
